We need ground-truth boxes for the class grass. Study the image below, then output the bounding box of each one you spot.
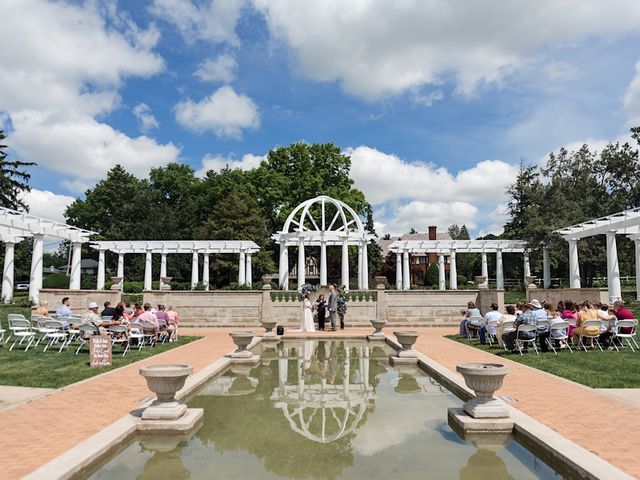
[448,335,640,388]
[504,290,526,304]
[0,305,200,389]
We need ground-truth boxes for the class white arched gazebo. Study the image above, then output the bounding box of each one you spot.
[272,196,375,291]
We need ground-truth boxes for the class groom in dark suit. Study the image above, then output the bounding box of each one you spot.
[327,284,338,331]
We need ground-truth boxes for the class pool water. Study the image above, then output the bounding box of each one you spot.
[89,340,562,479]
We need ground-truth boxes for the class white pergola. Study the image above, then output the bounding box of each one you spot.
[389,239,529,290]
[0,207,94,303]
[555,207,640,301]
[272,196,375,291]
[90,240,260,290]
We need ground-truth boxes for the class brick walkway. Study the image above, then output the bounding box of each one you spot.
[414,328,640,478]
[0,327,638,478]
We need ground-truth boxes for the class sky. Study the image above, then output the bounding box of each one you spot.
[2,0,640,239]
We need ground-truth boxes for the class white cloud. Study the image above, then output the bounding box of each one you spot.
[174,86,260,137]
[19,189,75,224]
[253,0,640,100]
[346,146,518,206]
[133,103,160,133]
[194,53,238,82]
[623,60,640,126]
[9,110,180,192]
[0,0,163,116]
[196,153,263,176]
[149,0,244,45]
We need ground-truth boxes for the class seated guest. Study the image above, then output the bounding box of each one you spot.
[530,299,547,322]
[112,304,125,322]
[597,304,617,348]
[101,301,116,318]
[459,301,482,337]
[35,300,49,317]
[479,303,502,345]
[122,302,134,321]
[572,301,600,344]
[82,302,101,326]
[502,304,537,352]
[156,305,169,332]
[138,303,159,340]
[56,297,73,317]
[613,300,634,334]
[539,305,562,352]
[496,305,517,341]
[134,303,144,317]
[514,302,524,316]
[166,306,179,341]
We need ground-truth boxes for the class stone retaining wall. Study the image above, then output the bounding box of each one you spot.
[39,289,122,314]
[525,288,609,306]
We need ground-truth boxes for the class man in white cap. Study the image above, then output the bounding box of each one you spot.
[82,302,101,326]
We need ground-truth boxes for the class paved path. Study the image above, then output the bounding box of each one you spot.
[414,329,640,479]
[1,327,639,478]
[0,386,54,412]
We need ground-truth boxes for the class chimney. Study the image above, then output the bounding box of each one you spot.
[428,225,437,240]
[428,226,437,265]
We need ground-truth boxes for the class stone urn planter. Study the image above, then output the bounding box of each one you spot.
[456,363,510,418]
[475,276,488,289]
[394,331,419,358]
[525,275,538,289]
[160,276,173,291]
[229,332,255,358]
[110,276,123,291]
[261,320,278,338]
[370,319,387,337]
[375,275,387,289]
[139,364,193,420]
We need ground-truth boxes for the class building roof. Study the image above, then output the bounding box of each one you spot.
[378,231,451,257]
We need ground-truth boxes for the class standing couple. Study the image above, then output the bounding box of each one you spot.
[298,285,339,332]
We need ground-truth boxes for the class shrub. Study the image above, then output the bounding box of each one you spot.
[425,263,439,287]
[43,273,70,289]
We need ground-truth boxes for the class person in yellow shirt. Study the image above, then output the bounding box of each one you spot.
[572,301,599,344]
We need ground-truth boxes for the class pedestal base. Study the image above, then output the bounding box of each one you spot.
[463,396,509,419]
[138,408,203,433]
[261,334,280,341]
[142,400,187,420]
[447,408,514,435]
[230,354,260,365]
[227,349,254,359]
[367,334,386,341]
[389,355,418,366]
[397,348,418,358]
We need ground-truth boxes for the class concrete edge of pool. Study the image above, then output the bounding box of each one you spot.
[25,334,634,480]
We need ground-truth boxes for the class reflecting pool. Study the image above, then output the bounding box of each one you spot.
[89,340,562,479]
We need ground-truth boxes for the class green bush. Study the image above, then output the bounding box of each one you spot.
[457,275,467,287]
[425,263,439,287]
[43,273,70,289]
[122,294,143,305]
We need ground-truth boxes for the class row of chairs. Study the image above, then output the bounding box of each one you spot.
[466,316,639,355]
[1,314,170,356]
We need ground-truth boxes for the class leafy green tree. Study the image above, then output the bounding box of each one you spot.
[448,223,476,281]
[425,263,439,287]
[0,130,35,210]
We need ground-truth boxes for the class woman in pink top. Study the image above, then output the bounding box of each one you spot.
[166,306,179,341]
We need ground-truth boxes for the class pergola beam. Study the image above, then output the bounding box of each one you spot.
[555,207,640,240]
[0,207,93,242]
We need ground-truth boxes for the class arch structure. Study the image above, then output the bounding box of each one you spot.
[272,195,375,291]
[271,342,375,444]
[388,239,528,291]
[0,207,95,304]
[554,207,640,301]
[90,240,260,291]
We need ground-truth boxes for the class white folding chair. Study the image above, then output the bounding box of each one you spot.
[42,320,68,353]
[578,320,602,352]
[141,321,157,347]
[0,318,6,344]
[500,320,516,350]
[547,321,572,355]
[486,319,499,347]
[466,316,484,339]
[515,324,538,355]
[612,319,639,352]
[32,316,55,347]
[128,322,145,351]
[8,318,36,351]
[157,319,169,343]
[109,325,129,356]
[100,316,113,323]
[75,324,99,355]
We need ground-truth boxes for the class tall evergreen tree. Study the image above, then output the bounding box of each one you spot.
[0,130,35,210]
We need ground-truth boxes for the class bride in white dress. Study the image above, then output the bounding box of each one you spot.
[295,293,316,332]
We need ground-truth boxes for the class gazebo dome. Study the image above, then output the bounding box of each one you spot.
[281,195,365,236]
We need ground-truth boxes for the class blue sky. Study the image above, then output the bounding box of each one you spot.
[3,0,640,238]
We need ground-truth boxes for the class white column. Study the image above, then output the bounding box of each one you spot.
[449,249,457,290]
[543,246,551,289]
[191,251,199,289]
[438,253,445,291]
[635,240,640,301]
[238,250,246,286]
[402,250,410,290]
[297,240,306,291]
[568,239,580,288]
[523,252,531,287]
[362,241,369,290]
[117,253,124,278]
[2,242,15,303]
[496,249,504,290]
[29,234,44,303]
[203,254,210,291]
[69,242,82,290]
[160,253,167,279]
[97,249,106,290]
[395,252,402,290]
[606,231,621,301]
[320,240,327,286]
[246,253,252,287]
[144,251,152,291]
[357,244,363,290]
[481,252,488,278]
[341,239,349,291]
[279,244,289,290]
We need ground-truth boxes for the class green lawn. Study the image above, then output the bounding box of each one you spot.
[448,335,640,388]
[0,305,200,388]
